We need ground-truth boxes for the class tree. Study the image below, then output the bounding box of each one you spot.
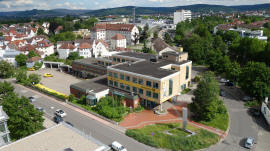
[15,69,27,84]
[164,32,172,45]
[2,93,44,140]
[140,24,149,42]
[49,22,59,34]
[28,50,38,58]
[15,54,27,67]
[213,35,227,55]
[28,74,41,85]
[74,22,82,30]
[225,61,241,83]
[174,23,185,45]
[83,17,98,29]
[239,62,270,101]
[0,32,3,36]
[153,31,158,39]
[68,94,75,102]
[37,28,45,35]
[0,60,14,78]
[132,32,140,45]
[189,72,222,121]
[67,52,82,60]
[0,81,14,97]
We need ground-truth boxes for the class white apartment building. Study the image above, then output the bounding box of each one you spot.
[91,24,139,45]
[173,10,192,25]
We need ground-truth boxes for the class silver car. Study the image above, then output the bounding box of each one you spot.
[245,137,255,149]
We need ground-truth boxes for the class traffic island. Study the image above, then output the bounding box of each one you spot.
[126,123,220,151]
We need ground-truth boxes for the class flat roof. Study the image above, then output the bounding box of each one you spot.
[113,52,156,60]
[110,59,191,79]
[70,75,108,93]
[0,123,110,151]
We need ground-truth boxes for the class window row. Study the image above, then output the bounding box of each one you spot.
[109,80,159,99]
[108,72,159,89]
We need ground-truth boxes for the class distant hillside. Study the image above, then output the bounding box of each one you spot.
[0,3,269,18]
[86,4,270,16]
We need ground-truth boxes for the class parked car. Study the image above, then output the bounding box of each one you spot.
[220,78,229,83]
[249,108,260,117]
[36,107,44,113]
[243,96,254,102]
[220,89,226,97]
[244,137,255,149]
[225,81,234,86]
[111,141,127,151]
[55,109,67,117]
[54,115,63,124]
[28,67,35,71]
[28,96,36,102]
[43,73,53,77]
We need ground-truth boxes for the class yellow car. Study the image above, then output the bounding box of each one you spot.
[28,68,35,71]
[43,73,53,77]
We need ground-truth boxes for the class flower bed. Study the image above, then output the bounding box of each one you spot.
[33,84,68,100]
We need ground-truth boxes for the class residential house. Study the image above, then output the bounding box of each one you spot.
[35,40,54,57]
[152,38,177,56]
[26,56,41,68]
[78,42,92,58]
[93,40,110,58]
[111,34,126,50]
[58,43,77,59]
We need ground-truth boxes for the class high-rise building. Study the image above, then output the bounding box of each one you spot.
[173,9,192,25]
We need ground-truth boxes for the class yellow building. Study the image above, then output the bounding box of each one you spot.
[107,51,192,109]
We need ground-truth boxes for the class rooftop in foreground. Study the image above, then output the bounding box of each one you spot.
[0,123,110,151]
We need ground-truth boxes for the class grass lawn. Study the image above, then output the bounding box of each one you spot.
[126,123,220,151]
[200,112,229,131]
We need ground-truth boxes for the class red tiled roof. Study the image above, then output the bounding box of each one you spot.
[10,40,26,47]
[4,36,12,41]
[92,24,135,32]
[27,56,41,62]
[19,44,36,52]
[36,40,53,47]
[59,43,76,49]
[79,42,92,49]
[111,34,126,40]
[96,39,109,48]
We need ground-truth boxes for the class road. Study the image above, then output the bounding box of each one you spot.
[207,84,264,151]
[8,81,160,151]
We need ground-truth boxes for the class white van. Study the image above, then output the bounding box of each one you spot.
[111,141,127,151]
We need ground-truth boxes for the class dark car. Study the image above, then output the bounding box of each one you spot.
[225,81,234,86]
[220,89,226,97]
[54,115,63,124]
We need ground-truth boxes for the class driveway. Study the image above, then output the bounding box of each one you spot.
[28,68,82,95]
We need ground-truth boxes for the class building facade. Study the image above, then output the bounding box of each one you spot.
[0,106,10,147]
[174,10,192,25]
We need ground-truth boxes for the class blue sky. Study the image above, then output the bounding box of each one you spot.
[0,0,269,11]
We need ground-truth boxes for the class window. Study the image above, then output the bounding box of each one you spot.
[126,85,130,91]
[133,87,137,93]
[2,134,8,143]
[109,80,113,86]
[132,77,137,83]
[153,82,159,89]
[0,123,6,133]
[186,66,189,79]
[126,76,130,81]
[120,74,124,80]
[139,89,143,94]
[138,79,143,85]
[122,59,126,62]
[146,91,151,97]
[114,73,118,78]
[120,83,125,89]
[113,58,116,62]
[146,81,152,87]
[117,58,120,62]
[114,81,118,87]
[109,72,112,77]
[169,79,173,95]
[153,93,158,99]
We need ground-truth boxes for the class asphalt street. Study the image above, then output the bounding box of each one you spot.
[206,84,261,151]
[10,82,161,151]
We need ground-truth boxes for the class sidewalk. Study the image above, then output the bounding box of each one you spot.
[16,84,126,133]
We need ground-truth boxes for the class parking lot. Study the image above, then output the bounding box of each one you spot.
[28,68,82,95]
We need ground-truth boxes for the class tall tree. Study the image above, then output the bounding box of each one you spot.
[239,62,270,101]
[2,93,44,140]
[37,28,45,35]
[15,54,28,67]
[0,60,14,79]
[189,72,222,121]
